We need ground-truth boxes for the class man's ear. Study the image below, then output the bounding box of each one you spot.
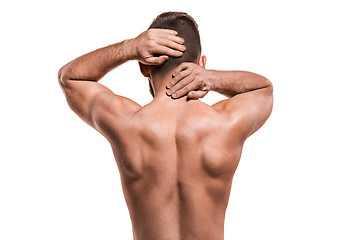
[139,62,150,78]
[198,55,207,68]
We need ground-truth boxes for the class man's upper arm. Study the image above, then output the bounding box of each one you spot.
[58,77,141,135]
[212,85,273,142]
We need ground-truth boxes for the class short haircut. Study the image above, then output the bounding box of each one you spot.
[148,12,201,75]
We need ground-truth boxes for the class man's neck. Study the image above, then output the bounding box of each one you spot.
[152,72,191,104]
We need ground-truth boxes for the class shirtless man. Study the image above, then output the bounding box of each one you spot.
[58,12,273,240]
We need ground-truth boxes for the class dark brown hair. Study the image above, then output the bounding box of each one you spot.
[148,12,201,75]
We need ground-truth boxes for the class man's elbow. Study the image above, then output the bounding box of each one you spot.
[264,77,273,95]
[57,68,63,86]
[57,64,70,88]
[265,78,274,110]
[262,78,273,109]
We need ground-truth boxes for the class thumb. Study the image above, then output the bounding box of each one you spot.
[147,55,169,65]
[187,90,208,100]
[157,55,169,65]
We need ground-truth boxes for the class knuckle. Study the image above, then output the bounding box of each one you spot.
[177,90,185,97]
[148,41,156,48]
[147,32,155,40]
[171,76,179,84]
[180,62,187,68]
[172,85,181,93]
[178,81,186,88]
[178,71,185,78]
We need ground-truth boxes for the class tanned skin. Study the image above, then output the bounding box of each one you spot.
[58,29,273,240]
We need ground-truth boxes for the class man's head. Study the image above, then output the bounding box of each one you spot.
[139,12,204,97]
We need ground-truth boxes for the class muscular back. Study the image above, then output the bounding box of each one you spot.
[100,99,243,240]
[58,22,273,239]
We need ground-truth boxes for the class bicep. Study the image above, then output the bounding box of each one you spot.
[213,86,273,141]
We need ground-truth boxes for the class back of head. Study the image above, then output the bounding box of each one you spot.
[149,12,201,75]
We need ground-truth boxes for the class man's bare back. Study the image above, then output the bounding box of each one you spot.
[58,12,273,240]
[103,98,242,239]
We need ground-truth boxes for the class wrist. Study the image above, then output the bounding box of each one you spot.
[207,70,218,91]
[122,38,138,60]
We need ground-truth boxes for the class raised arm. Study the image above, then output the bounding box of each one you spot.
[166,63,273,141]
[209,69,273,140]
[207,70,272,98]
[58,29,185,131]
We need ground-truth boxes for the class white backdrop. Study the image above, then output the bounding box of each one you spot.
[1,0,359,239]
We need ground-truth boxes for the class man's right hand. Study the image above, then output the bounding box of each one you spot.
[166,62,214,100]
[132,29,186,65]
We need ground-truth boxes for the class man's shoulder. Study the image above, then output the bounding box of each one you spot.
[91,94,141,134]
[94,93,142,116]
[114,95,142,113]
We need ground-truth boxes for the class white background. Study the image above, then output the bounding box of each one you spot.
[1,0,359,239]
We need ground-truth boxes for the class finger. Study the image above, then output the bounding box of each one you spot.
[154,45,183,57]
[167,68,192,92]
[172,62,192,77]
[171,77,200,99]
[145,55,169,65]
[159,34,184,44]
[167,73,193,96]
[149,28,177,36]
[155,38,186,52]
[166,63,191,88]
[187,90,208,100]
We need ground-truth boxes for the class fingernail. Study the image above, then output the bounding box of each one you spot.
[167,90,172,95]
[172,93,177,97]
[167,83,172,88]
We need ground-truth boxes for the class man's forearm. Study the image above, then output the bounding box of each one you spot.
[59,39,136,82]
[208,70,272,98]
